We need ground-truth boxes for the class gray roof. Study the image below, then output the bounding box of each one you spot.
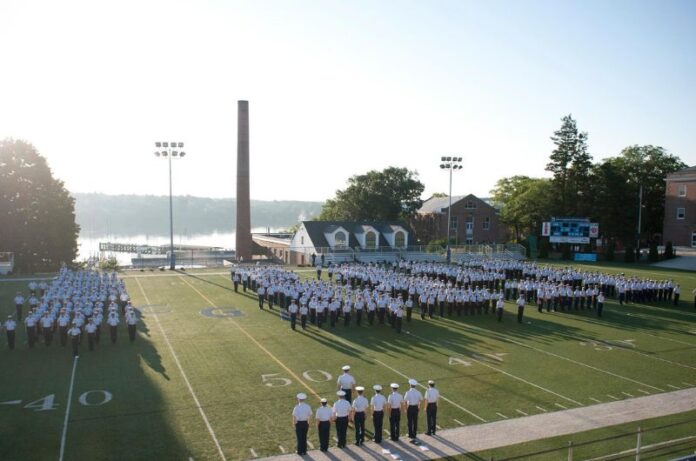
[667,166,696,177]
[418,195,466,214]
[300,221,411,249]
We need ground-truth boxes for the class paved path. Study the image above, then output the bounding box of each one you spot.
[260,387,696,461]
[652,255,696,271]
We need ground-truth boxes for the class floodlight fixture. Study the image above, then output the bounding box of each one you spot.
[441,156,446,161]
[155,142,162,148]
[154,151,161,157]
[172,151,178,157]
[170,141,177,147]
[178,142,184,148]
[179,152,186,157]
[162,142,169,148]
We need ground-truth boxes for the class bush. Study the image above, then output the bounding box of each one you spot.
[664,241,675,259]
[624,246,635,263]
[561,244,572,260]
[538,238,549,258]
[426,239,447,253]
[99,256,119,271]
[605,240,615,262]
[648,242,659,262]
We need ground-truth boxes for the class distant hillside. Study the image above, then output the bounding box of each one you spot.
[74,193,323,236]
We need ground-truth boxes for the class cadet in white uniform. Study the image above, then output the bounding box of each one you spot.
[68,323,81,357]
[14,292,24,321]
[424,380,440,435]
[289,300,298,330]
[292,393,312,455]
[404,379,423,440]
[352,386,369,445]
[315,398,332,451]
[85,319,97,351]
[371,384,386,444]
[337,365,356,403]
[333,390,351,448]
[516,295,526,323]
[387,383,403,441]
[4,315,16,350]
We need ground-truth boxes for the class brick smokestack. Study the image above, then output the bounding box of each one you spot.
[236,100,252,261]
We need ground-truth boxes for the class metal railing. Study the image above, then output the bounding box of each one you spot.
[492,417,696,461]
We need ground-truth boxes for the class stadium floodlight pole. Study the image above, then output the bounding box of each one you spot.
[154,142,186,270]
[636,184,643,254]
[440,156,463,263]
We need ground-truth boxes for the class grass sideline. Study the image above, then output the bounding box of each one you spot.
[0,262,694,460]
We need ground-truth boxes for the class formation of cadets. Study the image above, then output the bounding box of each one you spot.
[292,365,441,455]
[2,266,138,356]
[231,259,687,335]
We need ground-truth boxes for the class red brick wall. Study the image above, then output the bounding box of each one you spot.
[662,178,696,247]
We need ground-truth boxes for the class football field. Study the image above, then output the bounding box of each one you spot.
[1,263,696,460]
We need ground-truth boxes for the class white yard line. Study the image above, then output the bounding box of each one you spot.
[373,358,487,422]
[134,277,227,461]
[496,412,508,419]
[554,403,567,410]
[536,319,696,372]
[450,320,665,392]
[682,382,694,387]
[453,419,465,426]
[278,445,285,454]
[589,397,602,403]
[249,448,258,458]
[621,392,634,398]
[468,355,582,406]
[515,409,528,416]
[637,389,650,395]
[535,405,547,412]
[58,356,79,461]
[607,394,619,400]
[306,442,314,449]
[667,384,681,390]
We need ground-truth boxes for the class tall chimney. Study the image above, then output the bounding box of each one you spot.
[236,100,252,261]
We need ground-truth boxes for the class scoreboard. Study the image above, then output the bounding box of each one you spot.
[541,218,598,244]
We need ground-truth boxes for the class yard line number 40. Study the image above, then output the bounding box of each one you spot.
[21,390,113,412]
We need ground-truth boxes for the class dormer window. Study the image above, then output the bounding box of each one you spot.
[335,231,347,248]
[365,231,377,249]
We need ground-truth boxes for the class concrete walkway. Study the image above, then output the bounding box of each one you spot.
[261,387,696,461]
[652,255,696,271]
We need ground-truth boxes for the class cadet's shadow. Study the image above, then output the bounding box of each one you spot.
[134,314,170,380]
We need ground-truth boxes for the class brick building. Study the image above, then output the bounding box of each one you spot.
[663,166,696,247]
[410,194,506,245]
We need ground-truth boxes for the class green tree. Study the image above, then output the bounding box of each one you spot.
[0,139,79,272]
[603,145,686,243]
[318,167,424,221]
[546,115,593,216]
[490,176,553,241]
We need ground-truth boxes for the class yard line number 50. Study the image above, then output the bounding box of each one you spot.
[261,370,333,387]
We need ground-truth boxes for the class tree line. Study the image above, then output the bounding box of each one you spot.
[490,115,686,249]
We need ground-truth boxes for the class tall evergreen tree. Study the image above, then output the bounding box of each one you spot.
[546,115,592,216]
[0,139,79,272]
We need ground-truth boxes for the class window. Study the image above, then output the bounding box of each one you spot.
[483,217,490,230]
[679,184,687,197]
[450,216,458,229]
[335,231,347,248]
[692,232,696,248]
[465,238,474,245]
[677,208,685,220]
[465,201,477,209]
[300,236,304,245]
[394,231,406,248]
[465,216,474,234]
[365,231,377,249]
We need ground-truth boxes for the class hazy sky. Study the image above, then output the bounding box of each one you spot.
[1,0,694,202]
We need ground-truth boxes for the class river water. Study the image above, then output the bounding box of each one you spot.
[78,228,278,266]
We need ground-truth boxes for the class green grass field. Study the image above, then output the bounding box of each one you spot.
[1,263,695,461]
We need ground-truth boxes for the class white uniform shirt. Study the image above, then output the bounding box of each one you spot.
[292,402,312,421]
[371,393,387,411]
[387,392,403,409]
[333,399,352,418]
[425,387,440,403]
[315,405,332,421]
[352,395,369,412]
[404,388,423,406]
[337,373,356,390]
[85,323,97,334]
[4,320,16,331]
